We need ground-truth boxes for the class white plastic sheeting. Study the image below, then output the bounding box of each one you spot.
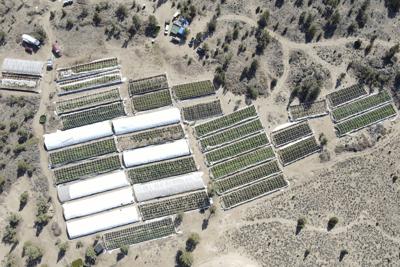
[1,58,44,76]
[43,121,113,150]
[123,139,190,167]
[66,206,140,239]
[133,172,205,202]
[57,171,129,203]
[112,107,181,135]
[63,187,135,220]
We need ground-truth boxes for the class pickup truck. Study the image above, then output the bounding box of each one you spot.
[164,22,170,35]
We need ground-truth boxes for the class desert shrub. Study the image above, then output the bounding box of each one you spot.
[35,197,49,228]
[18,191,28,210]
[327,217,339,230]
[85,246,97,264]
[0,176,5,192]
[384,44,399,61]
[24,110,35,121]
[0,123,5,130]
[319,133,328,146]
[9,121,18,132]
[339,249,348,261]
[257,10,269,28]
[207,16,217,33]
[4,253,18,267]
[76,241,84,249]
[0,31,6,45]
[3,225,17,244]
[17,129,30,144]
[93,12,102,26]
[356,0,370,28]
[255,29,270,54]
[145,15,159,37]
[296,217,307,234]
[177,250,193,267]
[8,213,21,228]
[116,4,127,21]
[58,241,69,257]
[120,245,129,255]
[353,39,362,49]
[213,66,225,88]
[186,233,200,251]
[385,0,400,14]
[23,241,43,265]
[175,212,184,226]
[247,86,259,100]
[66,19,74,30]
[129,15,141,36]
[71,258,84,267]
[32,26,47,44]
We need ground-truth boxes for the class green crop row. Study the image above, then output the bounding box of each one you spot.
[289,100,327,121]
[335,104,396,136]
[221,174,287,209]
[182,100,223,121]
[49,138,117,167]
[173,80,215,100]
[128,74,169,96]
[327,84,367,108]
[56,88,121,114]
[54,155,121,184]
[60,75,121,92]
[61,102,125,129]
[131,89,172,112]
[200,119,264,151]
[127,156,197,184]
[210,146,275,179]
[272,121,312,147]
[277,136,320,165]
[332,90,391,122]
[70,58,118,74]
[215,160,281,194]
[205,133,269,165]
[194,105,257,137]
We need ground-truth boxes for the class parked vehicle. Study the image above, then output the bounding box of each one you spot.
[164,22,170,35]
[22,34,40,47]
[52,41,61,57]
[47,57,54,70]
[189,37,195,47]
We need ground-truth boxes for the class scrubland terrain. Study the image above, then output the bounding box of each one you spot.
[0,0,400,266]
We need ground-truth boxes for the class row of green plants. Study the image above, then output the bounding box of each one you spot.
[173,80,215,100]
[182,100,223,121]
[278,136,320,166]
[200,119,264,151]
[117,124,184,150]
[60,75,121,93]
[194,105,257,137]
[221,174,287,209]
[138,191,210,220]
[288,100,327,121]
[127,156,197,184]
[210,146,275,179]
[56,88,121,114]
[272,121,312,147]
[69,58,118,74]
[215,160,281,194]
[61,102,125,129]
[205,133,269,165]
[327,84,367,108]
[331,90,391,122]
[103,217,175,250]
[54,155,121,184]
[335,104,396,136]
[131,89,172,112]
[49,138,117,167]
[128,74,169,96]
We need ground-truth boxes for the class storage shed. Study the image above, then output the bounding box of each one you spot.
[122,139,190,167]
[112,107,181,135]
[63,187,135,220]
[66,206,140,239]
[44,121,113,150]
[133,172,205,202]
[57,171,130,203]
[1,58,44,76]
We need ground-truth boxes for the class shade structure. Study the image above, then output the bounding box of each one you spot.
[112,107,181,135]
[57,171,130,203]
[66,206,140,239]
[123,139,190,167]
[63,187,135,220]
[133,172,205,202]
[43,121,113,151]
[1,58,44,76]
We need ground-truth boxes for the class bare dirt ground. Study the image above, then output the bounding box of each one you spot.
[1,0,400,266]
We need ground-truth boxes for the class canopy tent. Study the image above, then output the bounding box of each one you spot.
[112,107,181,135]
[123,139,190,167]
[44,121,113,151]
[63,187,134,220]
[133,172,205,202]
[1,58,44,76]
[66,206,140,239]
[57,171,129,203]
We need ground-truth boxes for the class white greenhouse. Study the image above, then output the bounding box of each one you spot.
[44,121,113,150]
[133,172,205,202]
[1,58,44,76]
[57,171,130,203]
[66,206,140,239]
[112,107,181,135]
[62,187,135,220]
[123,139,190,167]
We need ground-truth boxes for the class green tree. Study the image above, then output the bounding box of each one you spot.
[85,246,97,265]
[93,12,102,26]
[258,10,270,28]
[207,16,217,33]
[327,217,339,231]
[116,4,128,21]
[178,250,193,267]
[145,15,159,37]
[23,241,43,265]
[385,0,400,13]
[120,245,129,255]
[0,31,6,45]
[256,29,270,54]
[186,233,200,251]
[8,213,21,228]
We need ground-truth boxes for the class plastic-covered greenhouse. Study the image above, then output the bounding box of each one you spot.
[112,107,181,135]
[66,206,140,239]
[1,58,44,76]
[62,187,135,220]
[44,121,113,150]
[122,139,190,167]
[133,172,205,202]
[57,171,129,202]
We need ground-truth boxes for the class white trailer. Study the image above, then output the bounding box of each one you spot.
[21,34,40,47]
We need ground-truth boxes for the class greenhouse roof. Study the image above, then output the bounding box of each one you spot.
[1,58,44,76]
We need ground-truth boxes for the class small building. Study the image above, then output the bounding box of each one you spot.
[94,242,105,255]
[1,58,44,77]
[22,34,40,47]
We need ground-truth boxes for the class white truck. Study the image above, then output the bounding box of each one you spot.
[22,34,40,47]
